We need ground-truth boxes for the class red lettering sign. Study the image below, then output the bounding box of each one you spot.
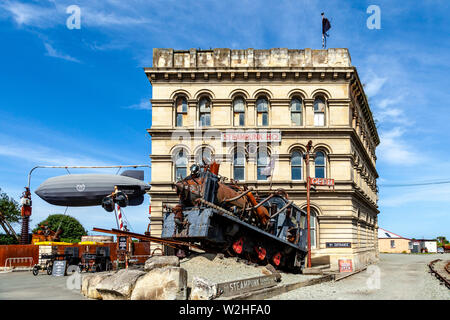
[221,130,281,142]
[338,259,353,273]
[310,177,335,186]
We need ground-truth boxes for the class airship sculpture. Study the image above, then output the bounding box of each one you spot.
[35,170,150,208]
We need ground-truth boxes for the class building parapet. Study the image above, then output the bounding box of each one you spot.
[151,48,352,69]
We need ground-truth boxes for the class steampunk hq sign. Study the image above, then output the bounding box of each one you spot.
[221,130,281,143]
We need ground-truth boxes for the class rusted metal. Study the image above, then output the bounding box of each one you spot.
[92,227,203,251]
[428,259,450,289]
[270,200,294,219]
[305,140,313,268]
[223,189,253,202]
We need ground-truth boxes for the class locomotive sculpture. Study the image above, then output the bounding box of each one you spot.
[161,161,308,272]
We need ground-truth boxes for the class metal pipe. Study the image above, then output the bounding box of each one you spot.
[245,193,274,210]
[270,200,293,220]
[306,140,313,269]
[222,188,253,202]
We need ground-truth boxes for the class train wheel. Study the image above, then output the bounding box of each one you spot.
[232,237,244,255]
[254,246,267,261]
[272,252,282,267]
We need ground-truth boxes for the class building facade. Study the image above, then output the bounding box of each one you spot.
[378,228,412,253]
[145,48,380,269]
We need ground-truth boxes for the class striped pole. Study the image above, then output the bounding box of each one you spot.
[117,205,124,231]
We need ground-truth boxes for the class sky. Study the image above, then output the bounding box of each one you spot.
[0,0,449,239]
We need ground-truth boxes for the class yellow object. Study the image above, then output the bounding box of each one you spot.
[77,241,105,245]
[33,241,74,246]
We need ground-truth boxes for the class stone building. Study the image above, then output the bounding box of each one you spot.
[144,48,380,269]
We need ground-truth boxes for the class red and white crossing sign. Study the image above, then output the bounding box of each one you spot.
[309,177,335,186]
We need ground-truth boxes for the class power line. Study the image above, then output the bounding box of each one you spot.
[379,180,450,188]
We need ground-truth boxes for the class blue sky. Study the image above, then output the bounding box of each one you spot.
[0,0,448,239]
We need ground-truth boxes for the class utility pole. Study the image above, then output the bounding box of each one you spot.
[305,140,313,268]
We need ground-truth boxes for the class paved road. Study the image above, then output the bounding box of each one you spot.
[0,254,449,300]
[0,271,85,300]
[271,253,450,300]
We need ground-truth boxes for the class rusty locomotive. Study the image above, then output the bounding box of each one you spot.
[161,161,308,272]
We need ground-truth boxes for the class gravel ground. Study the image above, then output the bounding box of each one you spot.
[180,253,321,287]
[269,253,450,300]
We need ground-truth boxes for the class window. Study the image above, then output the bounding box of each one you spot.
[175,96,188,127]
[256,97,269,126]
[257,148,270,180]
[199,97,211,127]
[195,147,213,165]
[314,96,326,126]
[290,98,303,126]
[310,208,318,248]
[233,150,245,181]
[233,97,245,126]
[291,151,303,180]
[390,240,396,248]
[315,151,326,178]
[174,149,188,180]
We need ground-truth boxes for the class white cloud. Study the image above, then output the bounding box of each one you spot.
[0,133,113,167]
[0,1,57,28]
[364,74,387,97]
[380,183,450,207]
[44,43,80,63]
[124,98,151,110]
[377,128,420,165]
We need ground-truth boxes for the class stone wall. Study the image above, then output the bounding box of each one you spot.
[153,48,352,69]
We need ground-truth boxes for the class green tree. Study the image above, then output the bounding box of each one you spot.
[437,236,448,247]
[0,188,20,244]
[33,214,87,243]
[0,188,21,224]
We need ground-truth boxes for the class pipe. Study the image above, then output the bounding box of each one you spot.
[223,188,253,202]
[245,193,274,210]
[270,200,294,220]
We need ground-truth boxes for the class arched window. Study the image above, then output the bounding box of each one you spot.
[195,147,213,165]
[233,150,245,181]
[175,96,188,127]
[233,97,245,127]
[315,151,326,178]
[173,149,188,180]
[257,148,270,180]
[256,97,269,126]
[199,97,211,127]
[310,208,318,248]
[291,150,303,180]
[314,96,326,126]
[290,98,303,126]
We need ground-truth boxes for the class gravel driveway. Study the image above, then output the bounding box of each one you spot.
[270,253,450,300]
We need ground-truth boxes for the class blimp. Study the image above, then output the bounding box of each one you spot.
[35,170,150,207]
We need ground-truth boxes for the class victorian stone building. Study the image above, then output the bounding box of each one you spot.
[144,48,380,269]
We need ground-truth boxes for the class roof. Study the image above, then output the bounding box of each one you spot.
[378,228,410,240]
